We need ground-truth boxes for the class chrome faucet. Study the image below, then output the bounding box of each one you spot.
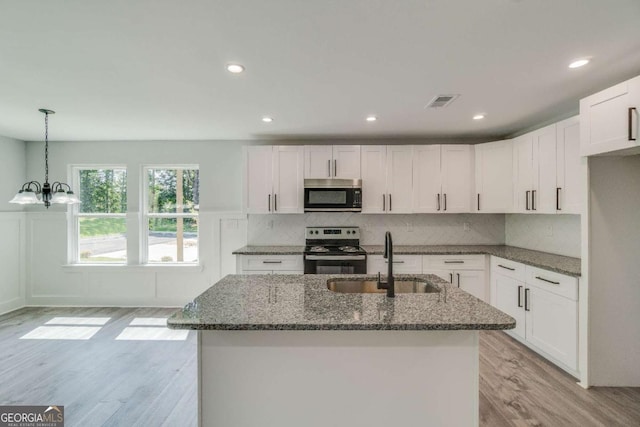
[377,231,395,297]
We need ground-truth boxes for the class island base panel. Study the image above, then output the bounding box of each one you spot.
[199,330,479,427]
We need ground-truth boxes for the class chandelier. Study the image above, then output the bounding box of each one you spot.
[9,109,80,208]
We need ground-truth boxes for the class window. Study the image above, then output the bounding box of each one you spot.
[74,168,128,263]
[144,167,199,264]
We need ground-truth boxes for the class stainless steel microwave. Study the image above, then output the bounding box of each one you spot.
[304,179,362,212]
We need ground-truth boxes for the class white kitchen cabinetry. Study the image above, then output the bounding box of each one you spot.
[580,75,640,156]
[413,145,473,213]
[424,255,487,302]
[237,255,304,274]
[304,145,360,179]
[367,255,422,275]
[246,146,304,214]
[361,145,413,214]
[474,140,514,212]
[556,116,582,214]
[490,257,578,374]
[513,124,557,214]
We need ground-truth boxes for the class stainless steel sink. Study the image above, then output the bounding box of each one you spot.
[327,279,440,294]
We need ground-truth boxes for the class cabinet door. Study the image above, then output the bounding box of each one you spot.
[304,146,333,179]
[412,145,441,213]
[246,146,273,213]
[513,134,533,213]
[531,124,557,213]
[333,145,361,179]
[455,270,487,302]
[475,140,514,213]
[441,145,473,212]
[361,145,387,213]
[492,274,526,340]
[386,146,414,213]
[272,146,304,213]
[525,286,578,371]
[580,75,640,156]
[556,116,582,214]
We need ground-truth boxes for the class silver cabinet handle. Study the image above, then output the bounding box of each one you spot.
[526,191,530,210]
[334,159,337,177]
[457,273,460,287]
[556,187,562,211]
[328,159,331,177]
[274,194,277,211]
[382,194,386,211]
[268,194,271,212]
[262,260,283,264]
[449,273,453,283]
[444,260,464,264]
[629,107,637,141]
[443,193,447,211]
[389,194,392,211]
[517,285,523,307]
[525,288,530,311]
[437,194,441,211]
[498,264,515,271]
[532,190,537,211]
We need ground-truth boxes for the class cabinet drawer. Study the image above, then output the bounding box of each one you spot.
[241,255,303,272]
[525,266,578,301]
[367,255,422,274]
[490,256,526,281]
[425,255,486,270]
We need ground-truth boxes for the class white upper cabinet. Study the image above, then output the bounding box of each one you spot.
[361,145,412,213]
[475,140,514,213]
[361,145,387,213]
[531,124,558,214]
[413,145,473,213]
[441,145,473,212]
[246,146,303,214]
[412,145,441,213]
[556,116,582,214]
[580,75,640,156]
[513,134,534,213]
[304,145,360,179]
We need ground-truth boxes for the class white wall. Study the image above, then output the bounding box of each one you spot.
[248,213,505,246]
[505,214,581,258]
[588,155,640,386]
[24,140,246,307]
[0,135,27,314]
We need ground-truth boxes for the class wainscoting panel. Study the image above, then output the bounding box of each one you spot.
[0,213,26,315]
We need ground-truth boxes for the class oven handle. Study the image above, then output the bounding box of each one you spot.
[305,255,366,261]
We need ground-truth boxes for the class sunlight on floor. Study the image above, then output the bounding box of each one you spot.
[46,317,111,326]
[20,326,102,340]
[115,327,188,341]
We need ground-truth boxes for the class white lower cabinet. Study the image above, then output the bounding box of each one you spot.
[423,255,488,302]
[490,256,578,375]
[367,255,422,274]
[237,255,304,274]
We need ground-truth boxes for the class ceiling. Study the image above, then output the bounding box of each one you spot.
[0,0,639,142]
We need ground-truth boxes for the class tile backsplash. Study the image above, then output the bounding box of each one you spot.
[505,214,581,258]
[248,213,506,246]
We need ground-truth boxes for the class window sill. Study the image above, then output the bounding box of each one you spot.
[62,264,204,273]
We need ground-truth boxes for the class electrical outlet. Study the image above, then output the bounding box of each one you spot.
[463,222,470,231]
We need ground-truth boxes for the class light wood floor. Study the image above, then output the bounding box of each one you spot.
[0,308,638,426]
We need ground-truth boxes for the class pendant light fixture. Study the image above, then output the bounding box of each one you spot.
[10,109,80,208]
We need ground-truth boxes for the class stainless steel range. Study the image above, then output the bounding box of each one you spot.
[304,226,367,274]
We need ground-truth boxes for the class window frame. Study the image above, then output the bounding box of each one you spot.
[70,165,128,265]
[141,164,200,265]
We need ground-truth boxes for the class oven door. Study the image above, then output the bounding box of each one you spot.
[304,187,362,212]
[304,255,367,274]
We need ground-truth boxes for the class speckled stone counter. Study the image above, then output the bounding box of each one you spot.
[232,244,581,277]
[167,274,515,331]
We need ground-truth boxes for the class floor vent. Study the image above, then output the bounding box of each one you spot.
[426,94,460,108]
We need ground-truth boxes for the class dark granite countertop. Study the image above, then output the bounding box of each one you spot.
[232,244,581,277]
[167,274,516,331]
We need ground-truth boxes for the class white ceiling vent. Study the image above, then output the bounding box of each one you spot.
[425,94,460,109]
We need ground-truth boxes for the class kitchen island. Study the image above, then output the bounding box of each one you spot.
[168,274,515,427]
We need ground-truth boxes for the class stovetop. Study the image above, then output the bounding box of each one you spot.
[304,245,367,256]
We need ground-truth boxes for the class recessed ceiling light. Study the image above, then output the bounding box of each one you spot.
[366,116,377,122]
[226,64,245,74]
[569,59,589,69]
[473,114,485,120]
[262,117,273,123]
